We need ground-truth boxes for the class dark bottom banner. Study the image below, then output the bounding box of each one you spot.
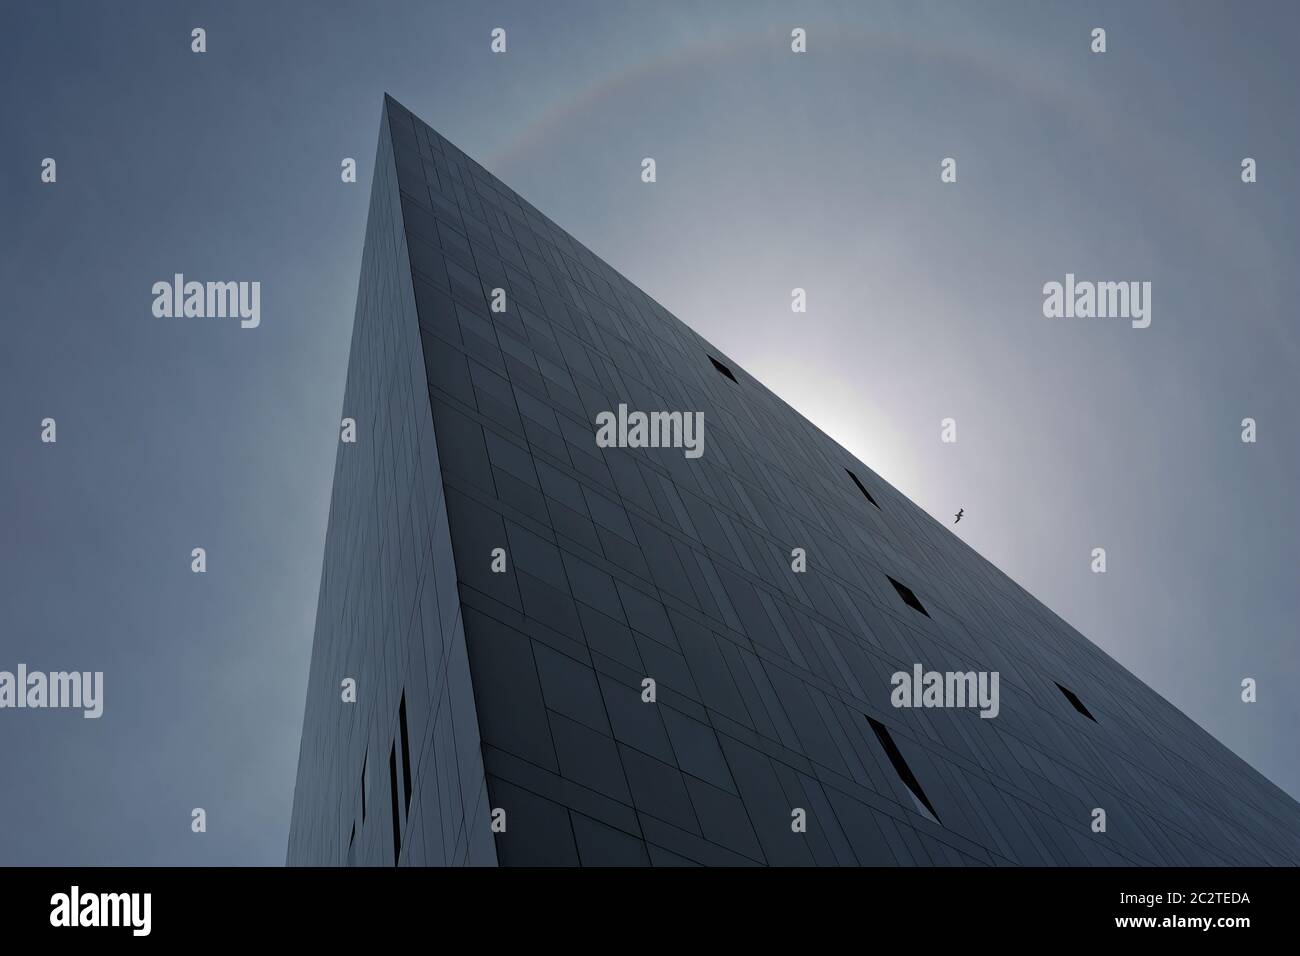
[0,866,1284,941]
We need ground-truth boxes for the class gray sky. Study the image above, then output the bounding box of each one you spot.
[1,0,1296,865]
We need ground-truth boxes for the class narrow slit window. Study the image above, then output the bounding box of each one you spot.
[846,469,880,509]
[709,355,737,383]
[389,744,402,864]
[361,753,367,822]
[1055,682,1097,722]
[887,575,929,618]
[868,716,940,824]
[399,692,413,813]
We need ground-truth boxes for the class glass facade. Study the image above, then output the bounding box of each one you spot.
[288,96,1300,866]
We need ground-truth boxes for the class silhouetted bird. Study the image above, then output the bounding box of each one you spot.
[954,508,964,524]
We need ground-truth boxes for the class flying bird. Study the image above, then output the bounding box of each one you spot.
[954,508,964,524]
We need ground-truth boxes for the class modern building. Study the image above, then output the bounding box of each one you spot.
[287,96,1300,866]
